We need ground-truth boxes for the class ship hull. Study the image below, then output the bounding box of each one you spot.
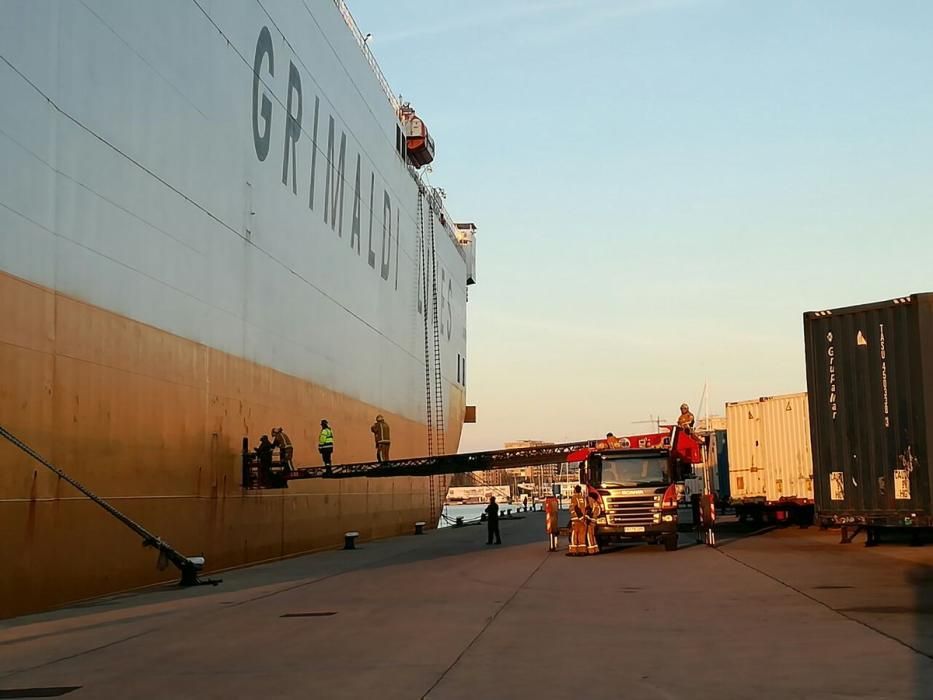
[0,0,467,618]
[1,270,459,618]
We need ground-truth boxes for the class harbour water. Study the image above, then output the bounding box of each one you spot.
[437,501,551,528]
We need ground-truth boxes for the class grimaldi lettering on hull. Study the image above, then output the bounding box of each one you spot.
[251,25,399,288]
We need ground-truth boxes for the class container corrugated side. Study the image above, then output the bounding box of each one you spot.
[725,393,813,503]
[804,293,933,524]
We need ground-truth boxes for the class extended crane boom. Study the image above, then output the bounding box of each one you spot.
[242,438,598,488]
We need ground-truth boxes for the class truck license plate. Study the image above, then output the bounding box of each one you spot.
[623,526,645,533]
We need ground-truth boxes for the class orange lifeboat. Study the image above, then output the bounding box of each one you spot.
[400,105,435,167]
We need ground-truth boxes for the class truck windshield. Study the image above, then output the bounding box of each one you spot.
[599,457,668,487]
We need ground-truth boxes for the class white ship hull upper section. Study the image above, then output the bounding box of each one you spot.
[0,0,468,425]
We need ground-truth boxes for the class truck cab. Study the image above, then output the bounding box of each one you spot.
[579,428,700,551]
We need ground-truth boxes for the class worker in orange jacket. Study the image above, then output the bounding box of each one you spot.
[677,403,695,431]
[567,485,587,556]
[585,492,602,555]
[371,415,391,462]
[271,427,293,473]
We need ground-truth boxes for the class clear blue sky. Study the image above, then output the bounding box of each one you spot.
[351,0,933,451]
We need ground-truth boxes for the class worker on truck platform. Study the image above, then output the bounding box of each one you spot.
[271,427,293,474]
[605,432,622,449]
[318,420,335,472]
[585,492,602,555]
[371,415,391,462]
[568,485,587,556]
[677,403,695,431]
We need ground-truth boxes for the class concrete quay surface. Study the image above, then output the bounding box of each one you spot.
[2,513,933,699]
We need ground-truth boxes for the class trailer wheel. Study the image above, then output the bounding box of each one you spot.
[663,534,679,551]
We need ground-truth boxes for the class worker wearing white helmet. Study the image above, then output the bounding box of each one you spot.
[677,403,695,430]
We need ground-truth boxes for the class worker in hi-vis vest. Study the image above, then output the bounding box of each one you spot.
[585,492,602,555]
[371,415,391,462]
[568,485,587,556]
[318,419,335,471]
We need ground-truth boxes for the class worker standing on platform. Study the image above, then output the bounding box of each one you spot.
[485,496,501,545]
[318,420,335,473]
[606,432,622,449]
[568,485,586,556]
[271,427,293,474]
[371,415,391,462]
[585,492,602,555]
[254,435,274,483]
[677,403,695,431]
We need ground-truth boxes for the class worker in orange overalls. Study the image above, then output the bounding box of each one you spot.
[271,427,293,474]
[567,485,587,556]
[585,491,602,555]
[605,433,622,449]
[677,403,695,431]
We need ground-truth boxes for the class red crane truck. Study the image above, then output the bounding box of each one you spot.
[568,426,705,551]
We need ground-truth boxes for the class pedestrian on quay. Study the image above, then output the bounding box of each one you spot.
[371,414,391,462]
[522,495,528,512]
[318,419,334,473]
[485,495,502,545]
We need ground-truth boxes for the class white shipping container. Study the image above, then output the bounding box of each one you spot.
[725,392,814,504]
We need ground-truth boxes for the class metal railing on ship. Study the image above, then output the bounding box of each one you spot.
[332,0,400,114]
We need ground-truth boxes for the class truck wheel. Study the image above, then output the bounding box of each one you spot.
[663,535,679,551]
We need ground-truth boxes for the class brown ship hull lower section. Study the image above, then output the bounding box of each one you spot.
[0,272,462,619]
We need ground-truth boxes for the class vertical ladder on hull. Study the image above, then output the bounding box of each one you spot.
[427,207,445,528]
[418,187,434,458]
[427,208,445,456]
[418,187,438,525]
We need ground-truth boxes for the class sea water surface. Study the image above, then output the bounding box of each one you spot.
[436,501,555,528]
